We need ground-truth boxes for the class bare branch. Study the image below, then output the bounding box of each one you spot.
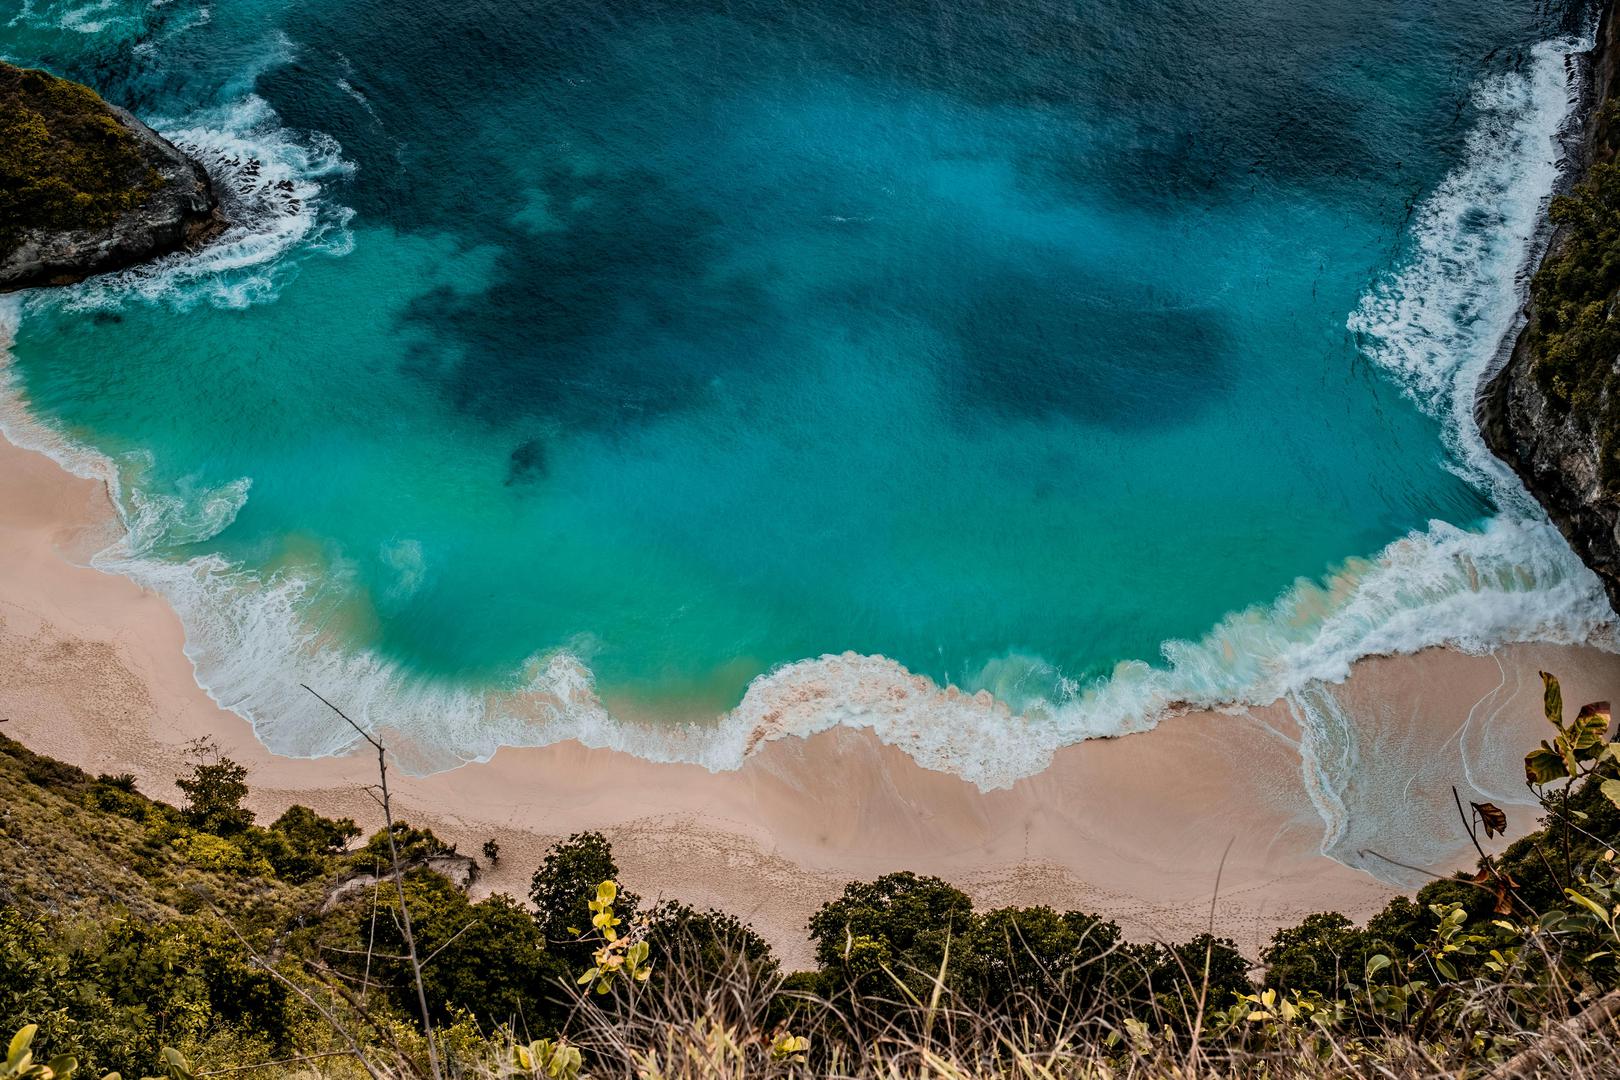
[203,895,384,1080]
[304,684,445,1080]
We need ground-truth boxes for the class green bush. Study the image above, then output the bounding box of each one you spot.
[0,63,161,257]
[175,743,252,838]
[529,832,639,969]
[324,866,570,1031]
[352,821,453,870]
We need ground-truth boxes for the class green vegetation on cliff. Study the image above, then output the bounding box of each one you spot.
[1523,99,1620,490]
[0,63,162,257]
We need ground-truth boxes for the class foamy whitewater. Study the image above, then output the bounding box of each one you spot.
[1,0,1615,819]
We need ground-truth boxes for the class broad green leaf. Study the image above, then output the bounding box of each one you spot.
[1541,671,1563,726]
[46,1055,76,1080]
[1558,735,1581,780]
[1565,890,1612,923]
[160,1049,194,1080]
[1571,702,1612,752]
[1526,743,1568,785]
[9,1028,36,1070]
[1434,957,1457,981]
[1365,954,1391,980]
[596,880,617,905]
[1601,778,1620,811]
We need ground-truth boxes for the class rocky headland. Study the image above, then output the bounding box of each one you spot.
[0,62,221,292]
[1482,2,1620,613]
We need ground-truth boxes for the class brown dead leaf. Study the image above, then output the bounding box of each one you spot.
[1472,801,1508,839]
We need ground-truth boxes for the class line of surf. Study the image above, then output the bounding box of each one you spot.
[0,31,1613,795]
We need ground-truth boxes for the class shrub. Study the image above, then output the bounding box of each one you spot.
[352,821,452,869]
[257,805,359,883]
[530,832,639,969]
[328,867,570,1031]
[0,63,162,257]
[175,741,252,838]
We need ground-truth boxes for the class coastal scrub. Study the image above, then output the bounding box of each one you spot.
[0,63,162,257]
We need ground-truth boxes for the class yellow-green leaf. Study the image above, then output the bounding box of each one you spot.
[9,1027,36,1070]
[1565,890,1611,922]
[1601,779,1620,811]
[1558,735,1581,780]
[1571,702,1612,753]
[1526,743,1568,785]
[1541,671,1563,726]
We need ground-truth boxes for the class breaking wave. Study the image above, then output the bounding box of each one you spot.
[0,27,1613,802]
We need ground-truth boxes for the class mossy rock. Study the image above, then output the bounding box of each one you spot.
[0,64,164,252]
[1524,160,1620,492]
[0,62,218,290]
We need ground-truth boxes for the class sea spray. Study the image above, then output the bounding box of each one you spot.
[1348,35,1588,504]
[55,97,355,312]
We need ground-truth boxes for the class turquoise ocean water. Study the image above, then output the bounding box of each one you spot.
[1,0,1615,786]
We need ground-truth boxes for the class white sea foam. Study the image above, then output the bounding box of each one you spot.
[0,29,1614,812]
[1297,29,1613,851]
[52,96,356,312]
[8,0,133,36]
[1348,35,1584,504]
[6,0,208,56]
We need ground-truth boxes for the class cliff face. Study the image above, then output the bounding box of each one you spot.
[0,63,220,292]
[1480,3,1620,614]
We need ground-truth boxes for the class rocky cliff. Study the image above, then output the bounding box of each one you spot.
[1480,3,1620,614]
[0,62,221,292]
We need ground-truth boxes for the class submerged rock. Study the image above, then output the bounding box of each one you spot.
[0,62,222,292]
[1480,4,1620,615]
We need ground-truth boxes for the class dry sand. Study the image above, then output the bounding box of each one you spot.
[3,433,1618,968]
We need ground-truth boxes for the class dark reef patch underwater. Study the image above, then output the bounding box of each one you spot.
[0,0,1615,780]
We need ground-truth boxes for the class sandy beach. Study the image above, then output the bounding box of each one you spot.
[3,432,1618,969]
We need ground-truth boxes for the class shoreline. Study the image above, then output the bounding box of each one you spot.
[5,432,1620,967]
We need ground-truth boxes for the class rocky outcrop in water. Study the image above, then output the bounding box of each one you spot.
[1480,3,1620,615]
[0,63,221,292]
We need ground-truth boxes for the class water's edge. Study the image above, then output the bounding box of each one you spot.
[0,25,1614,797]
